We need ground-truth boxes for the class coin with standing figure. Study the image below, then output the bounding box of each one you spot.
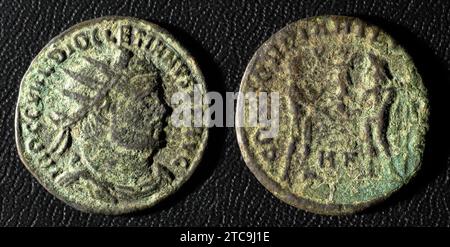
[15,16,208,214]
[236,16,429,215]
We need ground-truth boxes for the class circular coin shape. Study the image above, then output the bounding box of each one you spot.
[236,16,428,215]
[15,16,208,214]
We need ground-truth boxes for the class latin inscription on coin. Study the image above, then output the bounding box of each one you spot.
[236,16,428,215]
[15,17,208,214]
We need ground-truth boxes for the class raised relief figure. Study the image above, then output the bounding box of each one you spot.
[55,48,170,202]
[285,45,397,199]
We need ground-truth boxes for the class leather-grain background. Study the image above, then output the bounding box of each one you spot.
[1,0,449,227]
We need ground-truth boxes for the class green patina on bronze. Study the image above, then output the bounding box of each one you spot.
[15,16,208,214]
[236,16,429,215]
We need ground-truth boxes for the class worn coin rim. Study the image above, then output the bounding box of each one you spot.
[235,15,428,215]
[15,16,208,215]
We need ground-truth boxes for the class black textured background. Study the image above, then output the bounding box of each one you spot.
[0,0,449,227]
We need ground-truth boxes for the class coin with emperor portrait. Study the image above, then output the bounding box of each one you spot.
[15,16,208,214]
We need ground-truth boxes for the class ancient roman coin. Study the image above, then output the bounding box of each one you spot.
[15,16,208,214]
[236,16,428,215]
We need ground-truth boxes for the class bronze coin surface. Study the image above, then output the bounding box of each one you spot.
[236,16,429,215]
[15,16,208,214]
